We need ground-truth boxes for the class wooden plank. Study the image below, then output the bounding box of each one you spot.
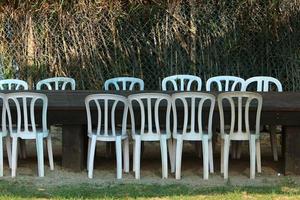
[4,90,300,112]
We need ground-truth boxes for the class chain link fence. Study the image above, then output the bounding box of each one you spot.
[0,1,299,90]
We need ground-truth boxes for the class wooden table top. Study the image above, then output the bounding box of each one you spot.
[3,90,297,112]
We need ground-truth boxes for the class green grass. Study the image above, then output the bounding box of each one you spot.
[0,180,300,199]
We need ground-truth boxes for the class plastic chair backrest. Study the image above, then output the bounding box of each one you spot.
[172,92,215,137]
[36,77,76,90]
[0,79,28,90]
[206,76,245,91]
[104,77,144,91]
[242,76,282,92]
[162,75,202,91]
[5,92,48,134]
[128,93,172,137]
[85,94,129,136]
[218,92,262,136]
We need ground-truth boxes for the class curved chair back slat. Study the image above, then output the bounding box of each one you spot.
[0,93,7,134]
[85,94,128,137]
[0,79,28,90]
[128,93,171,138]
[36,77,76,90]
[218,92,262,136]
[172,92,215,138]
[162,75,202,91]
[104,77,144,91]
[5,92,48,135]
[206,76,245,92]
[242,76,282,92]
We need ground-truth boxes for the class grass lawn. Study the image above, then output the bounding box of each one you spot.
[0,178,300,200]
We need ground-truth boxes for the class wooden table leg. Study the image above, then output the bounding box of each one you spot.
[62,125,87,171]
[283,126,300,175]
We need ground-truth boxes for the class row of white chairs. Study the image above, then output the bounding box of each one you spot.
[0,77,75,91]
[0,75,278,179]
[105,75,281,163]
[0,75,282,93]
[104,75,282,92]
[106,75,281,162]
[86,91,262,180]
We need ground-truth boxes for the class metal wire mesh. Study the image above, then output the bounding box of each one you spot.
[0,1,299,90]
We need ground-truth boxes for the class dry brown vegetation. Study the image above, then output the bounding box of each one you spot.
[0,0,299,90]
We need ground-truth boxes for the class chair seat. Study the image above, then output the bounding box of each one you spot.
[88,131,128,142]
[219,132,260,141]
[173,131,212,141]
[11,129,49,139]
[132,132,171,141]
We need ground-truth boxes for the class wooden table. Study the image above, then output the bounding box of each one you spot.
[9,91,300,174]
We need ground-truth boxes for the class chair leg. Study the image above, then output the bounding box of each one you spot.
[223,135,230,179]
[270,125,278,161]
[0,137,3,177]
[220,139,224,174]
[132,141,135,172]
[208,139,214,173]
[171,139,176,173]
[249,135,256,179]
[47,136,54,170]
[167,139,174,173]
[87,138,91,170]
[134,136,141,179]
[123,138,129,173]
[175,136,183,180]
[115,136,122,179]
[36,134,44,177]
[202,135,209,180]
[88,136,97,179]
[256,139,262,173]
[160,135,168,179]
[6,136,11,169]
[11,137,18,177]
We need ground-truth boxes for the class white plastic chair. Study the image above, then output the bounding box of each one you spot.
[0,79,28,160]
[206,76,245,92]
[85,94,129,179]
[0,79,28,90]
[218,92,262,179]
[162,75,202,158]
[104,77,144,156]
[128,93,173,179]
[162,75,202,91]
[104,77,144,91]
[36,77,76,90]
[5,92,54,177]
[206,76,245,159]
[0,93,12,176]
[242,76,282,161]
[172,92,215,180]
[242,76,282,92]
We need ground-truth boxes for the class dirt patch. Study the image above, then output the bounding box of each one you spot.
[2,129,300,188]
